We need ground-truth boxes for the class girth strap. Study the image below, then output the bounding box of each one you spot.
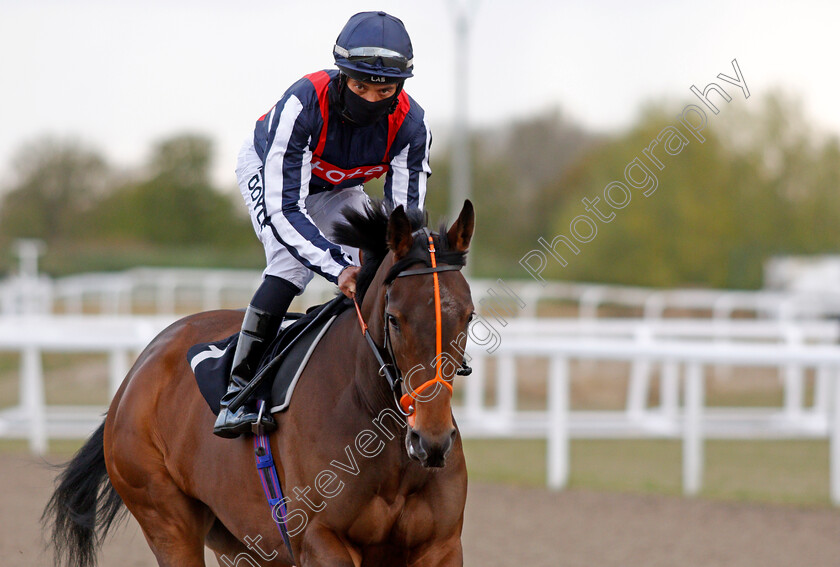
[253,402,295,563]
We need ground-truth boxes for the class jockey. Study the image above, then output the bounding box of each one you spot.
[214,11,431,438]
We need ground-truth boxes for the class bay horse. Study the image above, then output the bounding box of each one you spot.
[43,201,475,567]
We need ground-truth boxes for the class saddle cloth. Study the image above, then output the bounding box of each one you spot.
[188,296,347,415]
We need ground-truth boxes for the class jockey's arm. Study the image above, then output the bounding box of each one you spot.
[384,117,432,211]
[261,98,353,285]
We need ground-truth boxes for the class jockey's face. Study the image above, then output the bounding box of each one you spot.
[346,78,398,102]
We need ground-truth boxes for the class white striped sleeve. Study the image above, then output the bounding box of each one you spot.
[416,115,432,208]
[385,116,432,210]
[388,143,411,210]
[261,95,352,282]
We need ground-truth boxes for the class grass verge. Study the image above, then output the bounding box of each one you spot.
[462,438,831,507]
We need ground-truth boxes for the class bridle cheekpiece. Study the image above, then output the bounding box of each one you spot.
[352,227,470,420]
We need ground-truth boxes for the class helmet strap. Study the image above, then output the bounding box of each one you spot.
[388,80,405,114]
[331,72,352,123]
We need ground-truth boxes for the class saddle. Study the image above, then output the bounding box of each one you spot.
[188,296,349,415]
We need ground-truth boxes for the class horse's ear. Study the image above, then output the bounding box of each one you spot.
[387,205,414,259]
[446,200,474,252]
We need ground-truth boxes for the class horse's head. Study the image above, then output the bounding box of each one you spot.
[335,200,475,468]
[382,202,474,468]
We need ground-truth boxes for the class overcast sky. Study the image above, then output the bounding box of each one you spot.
[2,0,838,188]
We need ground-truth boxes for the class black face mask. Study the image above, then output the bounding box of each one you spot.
[342,88,397,127]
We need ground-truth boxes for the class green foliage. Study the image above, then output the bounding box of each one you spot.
[0,133,259,276]
[428,108,599,277]
[540,92,840,289]
[80,134,253,248]
[37,241,264,277]
[0,137,109,245]
[3,94,839,286]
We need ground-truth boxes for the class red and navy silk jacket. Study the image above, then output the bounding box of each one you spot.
[252,69,432,284]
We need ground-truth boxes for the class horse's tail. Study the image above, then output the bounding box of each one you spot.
[42,418,127,567]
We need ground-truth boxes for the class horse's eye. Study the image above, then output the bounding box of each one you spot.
[387,314,400,331]
[467,312,475,323]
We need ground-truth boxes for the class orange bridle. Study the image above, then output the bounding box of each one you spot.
[352,229,462,421]
[398,234,453,415]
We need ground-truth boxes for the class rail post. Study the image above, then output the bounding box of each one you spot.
[108,349,130,396]
[497,354,516,430]
[683,361,704,496]
[831,366,840,505]
[547,355,570,490]
[627,326,653,420]
[660,359,680,423]
[21,346,47,454]
[783,326,805,421]
[464,352,486,423]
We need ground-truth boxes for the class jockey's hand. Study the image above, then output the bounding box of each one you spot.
[338,266,361,299]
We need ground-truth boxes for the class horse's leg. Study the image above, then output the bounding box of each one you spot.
[298,524,359,567]
[206,519,295,567]
[407,536,463,567]
[109,462,214,567]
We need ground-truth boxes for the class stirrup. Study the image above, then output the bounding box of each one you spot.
[214,406,275,439]
[252,401,269,436]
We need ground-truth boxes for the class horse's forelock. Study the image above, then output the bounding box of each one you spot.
[332,200,460,303]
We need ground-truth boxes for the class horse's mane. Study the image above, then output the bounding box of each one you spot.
[332,200,467,304]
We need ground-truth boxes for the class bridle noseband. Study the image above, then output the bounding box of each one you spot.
[353,227,471,418]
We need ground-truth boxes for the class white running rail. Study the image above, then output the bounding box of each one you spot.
[0,314,839,504]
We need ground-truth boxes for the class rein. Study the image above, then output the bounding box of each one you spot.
[352,228,468,422]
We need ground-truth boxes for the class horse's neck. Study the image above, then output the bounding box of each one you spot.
[343,292,398,418]
[342,272,406,422]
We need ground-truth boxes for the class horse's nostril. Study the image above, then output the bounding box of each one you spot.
[406,428,427,462]
[441,429,456,459]
[407,428,457,467]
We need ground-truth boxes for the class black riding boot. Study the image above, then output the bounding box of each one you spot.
[213,276,299,439]
[213,305,283,438]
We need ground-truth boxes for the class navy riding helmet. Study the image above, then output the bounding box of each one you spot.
[333,11,414,84]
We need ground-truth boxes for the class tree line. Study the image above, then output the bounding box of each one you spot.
[1,91,837,289]
[0,135,259,275]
